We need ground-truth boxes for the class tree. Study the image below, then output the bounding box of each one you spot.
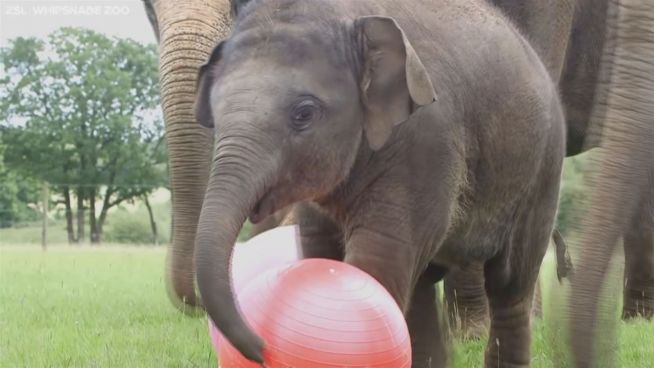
[0,28,165,243]
[0,143,40,228]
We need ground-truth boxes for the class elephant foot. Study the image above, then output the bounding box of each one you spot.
[451,307,490,340]
[622,280,654,319]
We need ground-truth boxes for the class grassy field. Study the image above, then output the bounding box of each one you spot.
[1,246,652,367]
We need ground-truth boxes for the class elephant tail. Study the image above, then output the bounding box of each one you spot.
[553,228,574,283]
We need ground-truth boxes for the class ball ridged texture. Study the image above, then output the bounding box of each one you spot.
[218,258,411,367]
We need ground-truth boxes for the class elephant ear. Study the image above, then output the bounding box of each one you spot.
[356,16,437,150]
[194,42,225,128]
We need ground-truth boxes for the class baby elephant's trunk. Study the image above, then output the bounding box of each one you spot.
[195,154,270,363]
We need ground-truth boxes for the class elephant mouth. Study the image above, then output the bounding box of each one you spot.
[249,191,275,224]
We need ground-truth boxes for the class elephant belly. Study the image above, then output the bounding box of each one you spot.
[432,206,515,269]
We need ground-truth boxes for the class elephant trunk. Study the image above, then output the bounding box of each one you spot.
[152,0,231,313]
[195,137,273,364]
[569,1,654,366]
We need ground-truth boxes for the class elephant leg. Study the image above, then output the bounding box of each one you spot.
[483,211,555,367]
[443,263,490,339]
[483,272,536,368]
[444,266,545,340]
[296,203,344,260]
[622,186,654,319]
[408,265,449,368]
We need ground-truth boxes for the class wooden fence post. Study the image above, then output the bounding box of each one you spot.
[41,182,49,250]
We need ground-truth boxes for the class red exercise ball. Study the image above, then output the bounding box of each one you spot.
[218,258,411,367]
[209,225,301,350]
[229,225,301,291]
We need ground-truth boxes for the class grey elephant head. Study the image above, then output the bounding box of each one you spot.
[192,0,435,362]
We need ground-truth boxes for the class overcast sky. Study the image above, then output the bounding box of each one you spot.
[0,0,157,46]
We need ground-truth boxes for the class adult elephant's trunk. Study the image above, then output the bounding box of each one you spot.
[150,0,231,312]
[195,140,272,363]
[569,0,654,366]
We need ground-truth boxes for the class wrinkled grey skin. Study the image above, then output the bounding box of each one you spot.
[443,228,572,338]
[496,0,654,366]
[193,0,565,366]
[142,0,233,313]
[443,2,654,361]
[566,2,654,356]
[622,189,654,319]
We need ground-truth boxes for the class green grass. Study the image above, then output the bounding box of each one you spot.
[449,317,653,368]
[0,246,215,367]
[1,246,652,367]
[0,223,70,244]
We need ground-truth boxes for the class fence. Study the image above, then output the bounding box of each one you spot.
[0,183,171,248]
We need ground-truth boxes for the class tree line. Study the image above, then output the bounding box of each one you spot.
[0,28,166,244]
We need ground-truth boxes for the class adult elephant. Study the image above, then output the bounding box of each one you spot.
[563,0,654,363]
[443,0,654,365]
[496,0,654,323]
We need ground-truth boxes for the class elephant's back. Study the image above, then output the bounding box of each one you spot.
[352,0,552,104]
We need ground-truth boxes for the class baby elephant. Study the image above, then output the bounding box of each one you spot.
[193,0,565,367]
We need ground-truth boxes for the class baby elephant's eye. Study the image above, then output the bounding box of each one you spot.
[290,99,321,131]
